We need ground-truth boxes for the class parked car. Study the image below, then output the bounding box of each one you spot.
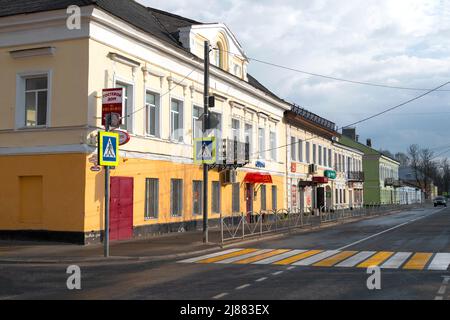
[433,196,447,207]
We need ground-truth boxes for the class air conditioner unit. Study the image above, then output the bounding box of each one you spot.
[308,164,318,174]
[220,169,237,185]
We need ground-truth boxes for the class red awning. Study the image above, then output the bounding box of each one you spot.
[312,176,329,184]
[243,172,273,184]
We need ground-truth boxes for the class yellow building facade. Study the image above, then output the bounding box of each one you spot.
[0,2,288,243]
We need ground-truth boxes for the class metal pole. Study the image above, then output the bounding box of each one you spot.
[104,113,111,258]
[203,41,210,244]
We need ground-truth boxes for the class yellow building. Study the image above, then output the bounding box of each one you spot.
[0,1,290,243]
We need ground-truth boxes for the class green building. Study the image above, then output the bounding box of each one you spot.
[339,130,400,205]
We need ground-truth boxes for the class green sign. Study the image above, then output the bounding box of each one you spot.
[324,170,336,180]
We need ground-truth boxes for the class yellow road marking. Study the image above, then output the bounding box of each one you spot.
[357,251,394,268]
[234,249,290,264]
[403,252,433,270]
[274,250,322,265]
[313,251,358,267]
[197,249,258,264]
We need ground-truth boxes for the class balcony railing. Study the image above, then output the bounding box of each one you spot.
[348,171,365,182]
[218,139,250,165]
[385,178,401,187]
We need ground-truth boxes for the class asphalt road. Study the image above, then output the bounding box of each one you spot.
[1,205,449,300]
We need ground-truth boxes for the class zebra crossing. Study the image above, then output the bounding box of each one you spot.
[178,248,450,271]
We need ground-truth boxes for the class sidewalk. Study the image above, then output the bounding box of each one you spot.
[0,204,427,265]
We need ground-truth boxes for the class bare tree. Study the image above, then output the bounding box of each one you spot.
[407,144,422,188]
[395,152,409,167]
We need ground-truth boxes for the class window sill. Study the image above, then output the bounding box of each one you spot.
[16,125,48,131]
[144,217,158,221]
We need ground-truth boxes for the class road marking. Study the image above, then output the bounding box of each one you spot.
[438,285,447,295]
[313,251,358,267]
[286,266,296,270]
[292,250,340,266]
[216,249,272,264]
[274,250,322,265]
[272,271,284,275]
[357,251,394,268]
[335,251,376,267]
[255,277,268,282]
[381,252,412,269]
[213,292,229,299]
[178,248,242,263]
[336,212,437,251]
[236,284,251,290]
[253,249,306,265]
[197,249,258,264]
[403,252,433,270]
[234,249,290,264]
[428,253,450,271]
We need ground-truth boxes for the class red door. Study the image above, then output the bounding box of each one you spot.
[109,177,134,241]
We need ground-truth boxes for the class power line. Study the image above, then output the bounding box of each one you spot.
[251,80,450,157]
[212,47,450,92]
[339,81,450,130]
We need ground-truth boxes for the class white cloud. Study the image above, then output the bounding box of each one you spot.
[138,0,450,153]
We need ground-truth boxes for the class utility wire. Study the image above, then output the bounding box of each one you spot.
[250,80,450,157]
[212,47,450,92]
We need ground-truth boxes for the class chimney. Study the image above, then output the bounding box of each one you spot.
[366,139,372,147]
[342,128,356,141]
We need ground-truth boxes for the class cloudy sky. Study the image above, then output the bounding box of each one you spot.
[139,0,450,155]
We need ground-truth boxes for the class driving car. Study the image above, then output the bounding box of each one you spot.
[433,196,447,207]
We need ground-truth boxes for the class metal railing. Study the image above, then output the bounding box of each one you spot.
[220,202,421,243]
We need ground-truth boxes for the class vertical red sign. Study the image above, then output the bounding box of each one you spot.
[102,88,124,125]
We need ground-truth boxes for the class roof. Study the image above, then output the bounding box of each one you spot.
[0,0,286,106]
[339,135,400,163]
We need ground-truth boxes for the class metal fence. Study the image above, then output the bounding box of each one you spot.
[220,203,422,244]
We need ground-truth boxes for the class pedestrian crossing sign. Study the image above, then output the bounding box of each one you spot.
[194,137,216,164]
[98,131,119,167]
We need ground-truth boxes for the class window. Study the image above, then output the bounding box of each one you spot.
[313,144,317,164]
[170,179,183,217]
[192,105,203,140]
[339,189,343,204]
[245,124,253,156]
[231,118,240,141]
[323,148,327,167]
[298,139,303,162]
[116,82,133,131]
[232,183,240,213]
[212,181,221,214]
[270,131,277,161]
[145,91,160,137]
[272,186,277,210]
[216,42,224,68]
[291,136,296,161]
[328,149,332,168]
[24,76,48,127]
[170,99,184,142]
[335,189,339,205]
[192,180,203,216]
[318,146,322,166]
[306,142,310,163]
[258,128,265,159]
[260,185,267,211]
[145,178,159,219]
[234,64,241,77]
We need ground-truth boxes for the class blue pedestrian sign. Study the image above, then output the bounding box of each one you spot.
[98,131,119,166]
[194,137,216,164]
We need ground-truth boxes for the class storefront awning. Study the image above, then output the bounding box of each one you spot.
[243,172,273,184]
[312,176,329,184]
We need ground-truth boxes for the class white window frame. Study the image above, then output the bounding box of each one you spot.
[15,70,52,129]
[258,127,265,160]
[270,131,277,161]
[170,97,184,143]
[114,76,135,133]
[145,89,161,138]
[192,103,203,141]
[244,123,253,157]
[231,118,240,141]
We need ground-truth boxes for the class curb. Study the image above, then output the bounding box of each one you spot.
[0,206,425,266]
